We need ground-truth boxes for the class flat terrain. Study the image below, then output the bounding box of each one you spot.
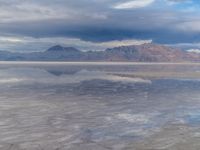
[0,62,199,150]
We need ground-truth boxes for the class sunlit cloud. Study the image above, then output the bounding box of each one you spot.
[0,37,24,43]
[187,49,200,53]
[113,0,155,9]
[98,39,152,48]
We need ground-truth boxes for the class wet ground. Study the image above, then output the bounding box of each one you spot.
[0,62,200,150]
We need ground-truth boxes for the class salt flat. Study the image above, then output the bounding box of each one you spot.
[0,63,199,150]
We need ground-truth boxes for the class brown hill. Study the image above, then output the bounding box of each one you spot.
[105,43,199,62]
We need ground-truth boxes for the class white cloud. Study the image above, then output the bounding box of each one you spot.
[0,35,152,52]
[176,21,200,32]
[0,37,24,43]
[113,0,155,9]
[99,39,152,48]
[0,0,110,24]
[166,0,191,5]
[187,49,200,54]
[0,1,79,23]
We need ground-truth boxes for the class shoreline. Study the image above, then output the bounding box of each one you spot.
[0,61,200,65]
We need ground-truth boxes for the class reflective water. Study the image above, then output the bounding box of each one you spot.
[0,62,200,150]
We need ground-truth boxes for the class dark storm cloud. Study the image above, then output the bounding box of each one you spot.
[0,0,199,51]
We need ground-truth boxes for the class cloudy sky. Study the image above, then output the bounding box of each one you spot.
[0,0,200,52]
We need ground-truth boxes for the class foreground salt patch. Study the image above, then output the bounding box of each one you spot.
[117,113,150,124]
[105,75,152,84]
[125,124,200,150]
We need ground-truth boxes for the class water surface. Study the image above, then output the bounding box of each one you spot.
[0,62,200,150]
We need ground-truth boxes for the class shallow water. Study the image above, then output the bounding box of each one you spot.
[0,62,200,150]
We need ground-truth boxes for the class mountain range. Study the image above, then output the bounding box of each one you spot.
[0,43,200,62]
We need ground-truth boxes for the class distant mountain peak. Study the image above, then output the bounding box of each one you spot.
[1,43,200,62]
[46,45,80,53]
[47,45,64,51]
